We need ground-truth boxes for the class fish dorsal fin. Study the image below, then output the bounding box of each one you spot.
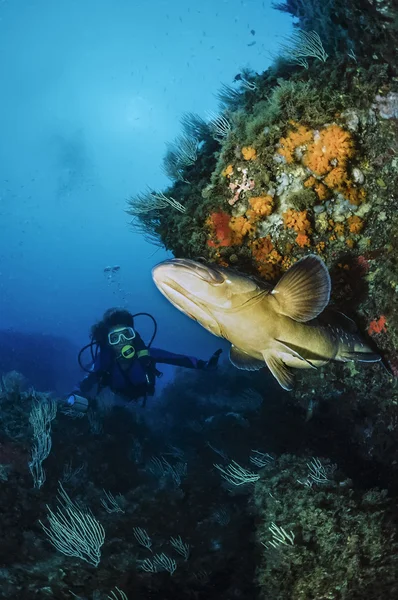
[275,339,318,369]
[229,345,265,371]
[262,350,294,391]
[271,254,331,322]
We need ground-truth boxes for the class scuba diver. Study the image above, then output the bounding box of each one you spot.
[66,307,222,412]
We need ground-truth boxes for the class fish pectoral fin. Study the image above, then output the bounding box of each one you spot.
[262,350,295,391]
[229,345,265,371]
[274,339,318,369]
[271,254,331,322]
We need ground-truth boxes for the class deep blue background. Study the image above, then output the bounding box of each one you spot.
[0,0,292,394]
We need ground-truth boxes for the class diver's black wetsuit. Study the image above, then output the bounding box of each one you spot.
[74,332,220,404]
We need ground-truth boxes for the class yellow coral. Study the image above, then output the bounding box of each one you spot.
[347,215,364,234]
[334,223,345,237]
[242,146,257,161]
[281,255,294,270]
[323,167,346,188]
[344,187,366,206]
[304,176,329,201]
[229,216,254,245]
[251,237,283,280]
[304,176,316,188]
[279,123,363,206]
[257,262,281,281]
[314,182,329,201]
[304,124,354,176]
[251,235,273,259]
[267,249,283,264]
[278,123,313,164]
[283,209,312,234]
[222,164,234,177]
[267,207,312,248]
[246,195,274,221]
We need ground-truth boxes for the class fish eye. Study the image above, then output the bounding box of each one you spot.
[195,266,224,284]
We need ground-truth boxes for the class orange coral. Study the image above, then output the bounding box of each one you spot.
[246,195,274,221]
[242,146,257,160]
[347,215,364,234]
[296,233,311,247]
[368,315,387,336]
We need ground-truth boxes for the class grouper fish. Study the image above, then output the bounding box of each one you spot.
[152,255,381,390]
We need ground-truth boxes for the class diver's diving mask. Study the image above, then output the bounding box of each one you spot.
[107,326,136,346]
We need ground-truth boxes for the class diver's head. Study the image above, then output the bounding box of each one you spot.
[107,324,136,359]
[90,308,136,358]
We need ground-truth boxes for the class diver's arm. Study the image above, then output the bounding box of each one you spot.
[78,371,101,396]
[63,355,104,412]
[61,371,100,413]
[149,347,222,370]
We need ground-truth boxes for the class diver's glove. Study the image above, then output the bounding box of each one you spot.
[198,348,223,371]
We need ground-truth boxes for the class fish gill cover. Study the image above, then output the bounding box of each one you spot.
[1,1,398,599]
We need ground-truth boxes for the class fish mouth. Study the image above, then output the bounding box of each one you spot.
[152,259,222,333]
[152,258,268,313]
[153,258,225,284]
[152,259,225,295]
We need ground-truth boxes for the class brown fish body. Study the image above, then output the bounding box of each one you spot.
[212,293,339,369]
[152,254,381,390]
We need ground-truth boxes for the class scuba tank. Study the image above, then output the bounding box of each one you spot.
[76,313,161,407]
[78,312,158,372]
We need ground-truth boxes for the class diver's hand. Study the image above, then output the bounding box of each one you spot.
[200,348,222,370]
